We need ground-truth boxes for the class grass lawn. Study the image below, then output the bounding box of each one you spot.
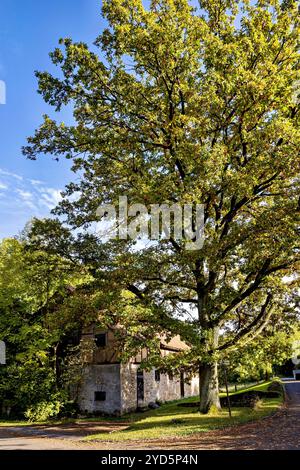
[0,418,74,427]
[84,381,283,442]
[0,421,31,427]
[0,381,283,439]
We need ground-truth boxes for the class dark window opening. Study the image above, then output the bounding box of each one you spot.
[180,372,185,398]
[155,370,160,382]
[168,372,174,381]
[95,333,107,348]
[94,391,106,401]
[137,370,144,401]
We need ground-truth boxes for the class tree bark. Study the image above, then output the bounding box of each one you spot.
[199,361,221,413]
[265,371,270,381]
[196,268,221,413]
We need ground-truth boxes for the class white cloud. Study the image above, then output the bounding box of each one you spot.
[0,182,8,190]
[0,168,64,238]
[15,186,62,212]
[30,179,44,186]
[0,80,6,105]
[16,189,37,210]
[0,168,23,181]
[38,187,62,210]
[16,189,34,201]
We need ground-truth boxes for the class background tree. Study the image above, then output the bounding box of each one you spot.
[24,0,300,412]
[0,235,94,419]
[225,307,299,383]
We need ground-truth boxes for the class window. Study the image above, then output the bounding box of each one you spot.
[94,391,106,401]
[168,372,174,381]
[95,333,107,348]
[155,370,160,382]
[137,370,144,401]
[180,372,185,398]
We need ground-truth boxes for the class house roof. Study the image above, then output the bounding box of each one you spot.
[160,335,190,352]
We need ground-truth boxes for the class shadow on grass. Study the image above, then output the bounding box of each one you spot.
[85,397,282,442]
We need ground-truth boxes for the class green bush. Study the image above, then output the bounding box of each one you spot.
[60,400,80,418]
[267,380,283,394]
[25,400,63,422]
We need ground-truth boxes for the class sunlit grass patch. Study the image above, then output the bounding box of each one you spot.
[85,381,283,442]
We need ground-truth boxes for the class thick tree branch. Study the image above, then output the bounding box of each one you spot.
[216,293,273,352]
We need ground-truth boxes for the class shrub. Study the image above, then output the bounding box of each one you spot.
[267,380,283,394]
[253,399,263,411]
[25,400,63,422]
[59,400,80,418]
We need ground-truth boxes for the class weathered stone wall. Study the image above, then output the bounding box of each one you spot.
[79,328,200,415]
[119,365,199,413]
[78,364,121,415]
[156,373,181,402]
[183,375,200,398]
[120,363,139,413]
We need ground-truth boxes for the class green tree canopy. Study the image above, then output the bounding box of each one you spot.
[0,235,94,418]
[23,0,300,412]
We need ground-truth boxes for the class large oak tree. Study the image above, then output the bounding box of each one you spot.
[24,0,300,412]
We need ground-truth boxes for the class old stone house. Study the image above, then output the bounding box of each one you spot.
[78,328,199,415]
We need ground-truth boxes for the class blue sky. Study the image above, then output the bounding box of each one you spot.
[0,0,204,240]
[0,0,106,239]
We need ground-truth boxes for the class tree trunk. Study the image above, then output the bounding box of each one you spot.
[265,371,270,381]
[199,362,221,413]
[197,277,220,413]
[53,343,60,389]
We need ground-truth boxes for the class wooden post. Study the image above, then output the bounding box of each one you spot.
[224,365,232,418]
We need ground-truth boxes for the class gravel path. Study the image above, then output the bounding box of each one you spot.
[0,380,299,450]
